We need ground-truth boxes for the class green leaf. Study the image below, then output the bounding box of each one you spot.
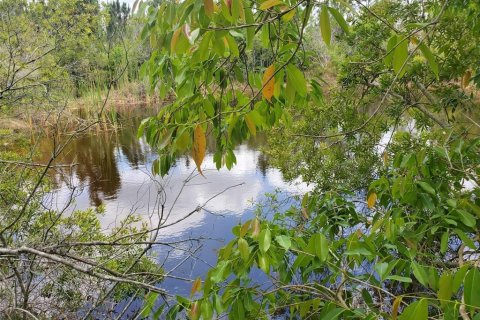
[171,26,190,55]
[141,292,159,317]
[418,42,439,79]
[238,238,250,261]
[464,268,480,309]
[417,181,435,195]
[275,235,292,250]
[327,7,349,34]
[344,247,373,257]
[399,299,428,320]
[440,231,449,254]
[197,32,213,61]
[466,202,480,218]
[455,229,476,249]
[393,37,409,78]
[258,254,270,273]
[384,35,398,67]
[438,272,453,307]
[313,233,329,262]
[158,128,174,150]
[259,229,271,253]
[322,308,345,320]
[211,261,229,283]
[412,262,429,287]
[200,299,213,320]
[453,265,469,292]
[320,5,331,46]
[244,6,254,49]
[286,64,307,97]
[225,34,239,57]
[375,262,389,280]
[387,275,412,283]
[457,209,476,228]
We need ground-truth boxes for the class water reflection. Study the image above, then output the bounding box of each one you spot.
[38,119,311,295]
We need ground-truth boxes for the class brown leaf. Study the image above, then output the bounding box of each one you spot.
[262,64,275,102]
[240,220,252,237]
[301,207,309,220]
[171,27,182,53]
[204,0,214,17]
[190,278,202,297]
[367,192,377,209]
[192,124,206,177]
[224,0,232,14]
[462,70,472,89]
[189,301,199,320]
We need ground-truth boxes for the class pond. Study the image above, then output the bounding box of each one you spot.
[38,113,311,298]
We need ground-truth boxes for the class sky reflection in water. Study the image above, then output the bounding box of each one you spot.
[40,124,311,295]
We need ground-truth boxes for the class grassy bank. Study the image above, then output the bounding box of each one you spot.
[0,81,167,132]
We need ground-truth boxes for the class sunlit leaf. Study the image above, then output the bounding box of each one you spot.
[238,237,250,261]
[259,0,282,11]
[393,37,409,78]
[258,255,270,273]
[259,229,271,253]
[384,35,398,67]
[275,235,291,250]
[281,7,296,22]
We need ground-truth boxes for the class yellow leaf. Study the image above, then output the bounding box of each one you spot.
[204,0,214,17]
[245,114,256,137]
[190,278,202,296]
[262,64,275,102]
[281,7,296,22]
[171,27,182,53]
[392,296,402,320]
[259,0,282,10]
[367,192,377,209]
[192,124,206,177]
[462,70,472,89]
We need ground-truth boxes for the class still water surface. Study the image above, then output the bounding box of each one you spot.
[39,117,310,296]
